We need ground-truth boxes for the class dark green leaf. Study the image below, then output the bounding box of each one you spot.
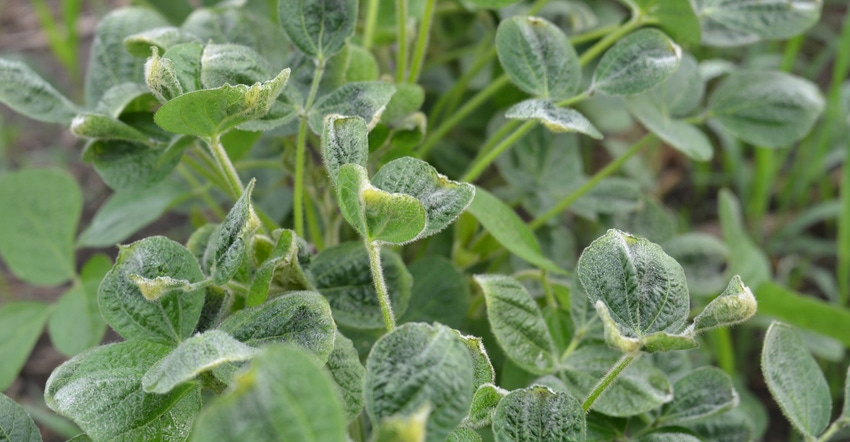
[278,0,358,59]
[663,233,728,297]
[247,230,314,306]
[718,189,771,289]
[381,83,425,123]
[88,138,185,192]
[463,383,507,429]
[209,179,260,284]
[162,42,203,94]
[693,0,821,45]
[71,113,153,143]
[199,43,273,89]
[0,58,78,124]
[326,332,366,422]
[0,393,42,442]
[626,95,713,161]
[400,256,470,328]
[756,282,850,347]
[308,81,396,133]
[145,47,183,103]
[631,0,701,46]
[492,386,586,442]
[95,82,154,118]
[124,26,201,57]
[658,367,738,425]
[47,255,111,356]
[0,302,51,391]
[692,275,757,333]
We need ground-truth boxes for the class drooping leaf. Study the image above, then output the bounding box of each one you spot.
[0,58,78,125]
[124,26,202,57]
[0,169,80,286]
[491,386,586,442]
[658,367,738,425]
[322,114,369,186]
[718,189,771,289]
[0,393,42,442]
[278,0,357,59]
[326,332,366,422]
[308,81,396,133]
[208,179,260,284]
[505,99,602,139]
[365,322,474,442]
[761,322,831,438]
[98,236,205,345]
[693,0,821,46]
[592,29,681,96]
[0,302,51,391]
[45,341,201,441]
[475,274,557,375]
[495,16,580,100]
[47,255,111,356]
[692,275,757,333]
[400,256,470,328]
[88,137,187,192]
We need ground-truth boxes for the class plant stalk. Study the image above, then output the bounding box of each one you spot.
[582,353,637,412]
[396,0,409,83]
[462,120,535,182]
[207,135,244,198]
[363,0,380,50]
[366,240,396,331]
[407,0,436,83]
[294,58,326,238]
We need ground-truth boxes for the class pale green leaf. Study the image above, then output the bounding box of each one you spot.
[463,383,507,429]
[0,393,42,442]
[124,26,201,57]
[491,386,586,442]
[326,332,366,422]
[247,229,314,306]
[466,0,520,8]
[592,29,681,96]
[322,115,369,186]
[209,179,260,284]
[686,412,753,442]
[495,16,580,100]
[448,427,482,442]
[631,0,701,47]
[718,189,771,289]
[181,7,288,69]
[475,274,557,375]
[635,432,701,442]
[663,233,728,297]
[48,255,111,356]
[308,82,396,133]
[643,52,704,118]
[693,0,821,45]
[346,44,379,82]
[88,138,186,192]
[574,177,643,215]
[381,83,425,123]
[842,366,849,422]
[278,0,357,59]
[95,82,154,118]
[372,406,429,442]
[692,275,757,333]
[162,42,203,94]
[0,169,80,286]
[505,99,602,139]
[145,47,183,103]
[0,302,51,391]
[70,113,152,143]
[453,333,496,390]
[400,256,470,328]
[658,366,738,425]
[199,43,273,89]
[365,322,474,442]
[761,322,831,438]
[626,95,713,161]
[611,197,677,244]
[756,282,850,347]
[0,58,78,125]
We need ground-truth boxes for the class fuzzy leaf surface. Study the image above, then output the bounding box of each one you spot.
[464,384,507,429]
[124,26,201,57]
[693,0,821,45]
[626,95,712,161]
[718,189,771,288]
[400,256,470,328]
[0,393,41,442]
[505,99,602,139]
[326,332,366,422]
[592,29,681,96]
[308,82,396,133]
[209,180,259,284]
[278,0,357,59]
[0,58,78,124]
[88,138,186,192]
[693,275,757,332]
[322,115,369,186]
[658,367,738,425]
[199,43,273,89]
[630,0,701,46]
[491,386,585,442]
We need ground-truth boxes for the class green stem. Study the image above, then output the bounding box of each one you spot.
[304,190,325,251]
[816,419,850,442]
[711,327,735,375]
[396,0,409,83]
[747,146,775,242]
[366,240,396,331]
[294,58,326,238]
[176,164,226,220]
[363,0,380,50]
[583,353,637,412]
[570,22,620,45]
[462,120,536,182]
[529,133,655,229]
[541,270,557,309]
[560,335,581,362]
[207,134,244,199]
[839,136,850,302]
[234,159,281,170]
[407,0,436,83]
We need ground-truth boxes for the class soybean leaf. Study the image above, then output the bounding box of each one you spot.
[454,333,496,390]
[658,367,738,425]
[308,81,396,133]
[162,42,203,94]
[47,255,111,357]
[756,282,850,347]
[347,44,379,82]
[686,412,754,442]
[663,233,728,297]
[247,230,314,306]
[181,7,288,69]
[312,241,412,328]
[693,0,821,45]
[98,236,205,345]
[636,432,701,442]
[95,82,154,118]
[505,99,602,139]
[463,383,507,429]
[146,47,183,103]
[475,274,557,375]
[365,322,474,442]
[218,291,336,361]
[0,58,78,124]
[643,52,704,118]
[569,274,603,339]
[372,157,476,240]
[0,393,41,442]
[448,427,482,442]
[154,68,290,138]
[142,330,259,394]
[692,275,757,333]
[326,332,366,422]
[466,0,521,8]
[322,114,369,186]
[718,189,771,289]
[372,406,429,442]
[626,95,713,161]
[0,169,80,286]
[495,16,580,100]
[208,179,260,284]
[70,113,152,143]
[0,302,51,391]
[278,0,357,59]
[199,43,273,89]
[381,83,425,123]
[842,366,850,422]
[491,386,586,442]
[400,256,470,328]
[124,26,201,57]
[45,341,201,441]
[761,322,831,438]
[709,70,824,149]
[629,0,701,47]
[88,138,186,192]
[592,29,681,96]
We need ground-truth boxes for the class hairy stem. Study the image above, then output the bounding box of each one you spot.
[583,353,637,412]
[407,0,436,83]
[366,240,396,331]
[207,134,244,199]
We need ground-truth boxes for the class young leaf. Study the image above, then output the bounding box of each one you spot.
[692,275,757,333]
[322,114,369,186]
[761,322,831,438]
[48,255,111,356]
[491,386,586,442]
[0,169,81,286]
[658,367,738,425]
[0,393,42,442]
[199,43,274,89]
[693,0,821,44]
[718,189,771,289]
[475,274,557,375]
[209,179,260,284]
[0,302,51,391]
[0,58,78,125]
[308,81,396,133]
[98,236,205,345]
[142,330,259,394]
[707,70,824,148]
[247,230,314,306]
[95,82,153,118]
[381,83,425,123]
[162,42,203,94]
[145,47,183,103]
[463,383,507,429]
[495,16,580,100]
[400,256,470,328]
[643,52,704,118]
[45,341,201,441]
[312,241,412,328]
[454,333,496,390]
[124,26,201,57]
[70,113,153,143]
[278,0,357,59]
[192,345,347,441]
[505,99,602,139]
[365,322,474,442]
[592,29,681,96]
[326,332,366,422]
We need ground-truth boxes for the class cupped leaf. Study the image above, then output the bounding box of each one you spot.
[124,26,201,57]
[692,275,757,333]
[154,68,290,137]
[71,113,153,143]
[162,42,203,94]
[505,99,602,139]
[463,383,507,429]
[0,393,42,442]
[400,256,470,328]
[95,82,154,118]
[192,345,347,441]
[693,0,821,45]
[658,367,738,425]
[88,138,186,192]
[45,341,201,441]
[761,322,831,438]
[365,322,474,442]
[98,236,205,345]
[495,16,580,100]
[372,157,476,240]
[0,302,51,391]
[322,115,369,186]
[208,179,260,284]
[278,0,357,59]
[454,333,496,390]
[145,47,183,103]
[312,241,412,328]
[475,274,557,375]
[48,255,111,356]
[491,386,586,442]
[592,28,681,96]
[0,58,78,124]
[247,230,314,306]
[308,81,396,133]
[708,70,824,148]
[326,332,366,422]
[0,169,80,286]
[199,43,274,89]
[626,95,713,161]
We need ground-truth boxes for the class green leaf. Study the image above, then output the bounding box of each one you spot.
[692,275,757,333]
[718,189,771,289]
[70,113,152,143]
[124,26,201,57]
[88,137,186,192]
[247,230,314,306]
[842,366,850,422]
[326,332,366,422]
[182,7,288,69]
[0,302,51,391]
[98,236,205,345]
[663,233,728,297]
[448,427,482,442]
[643,52,704,118]
[592,29,681,96]
[365,322,474,442]
[0,58,78,124]
[0,393,42,442]
[48,255,111,356]
[658,367,738,425]
[218,291,336,361]
[466,0,521,8]
[45,341,201,441]
[454,333,496,390]
[635,431,701,442]
[475,274,557,375]
[463,383,507,429]
[495,16,580,100]
[142,330,259,394]
[466,187,563,273]
[400,256,470,328]
[372,406,429,442]
[631,0,701,47]
[381,83,425,123]
[755,282,850,347]
[278,0,357,59]
[95,82,154,118]
[491,385,585,442]
[0,169,80,286]
[686,412,753,442]
[707,70,824,148]
[308,81,397,133]
[372,157,476,240]
[626,95,713,161]
[761,322,831,438]
[199,43,274,89]
[162,42,203,94]
[346,44,379,82]
[322,114,369,187]
[312,241,412,329]
[505,99,602,139]
[145,47,183,103]
[154,68,290,138]
[693,0,821,45]
[209,179,260,284]
[192,345,347,441]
